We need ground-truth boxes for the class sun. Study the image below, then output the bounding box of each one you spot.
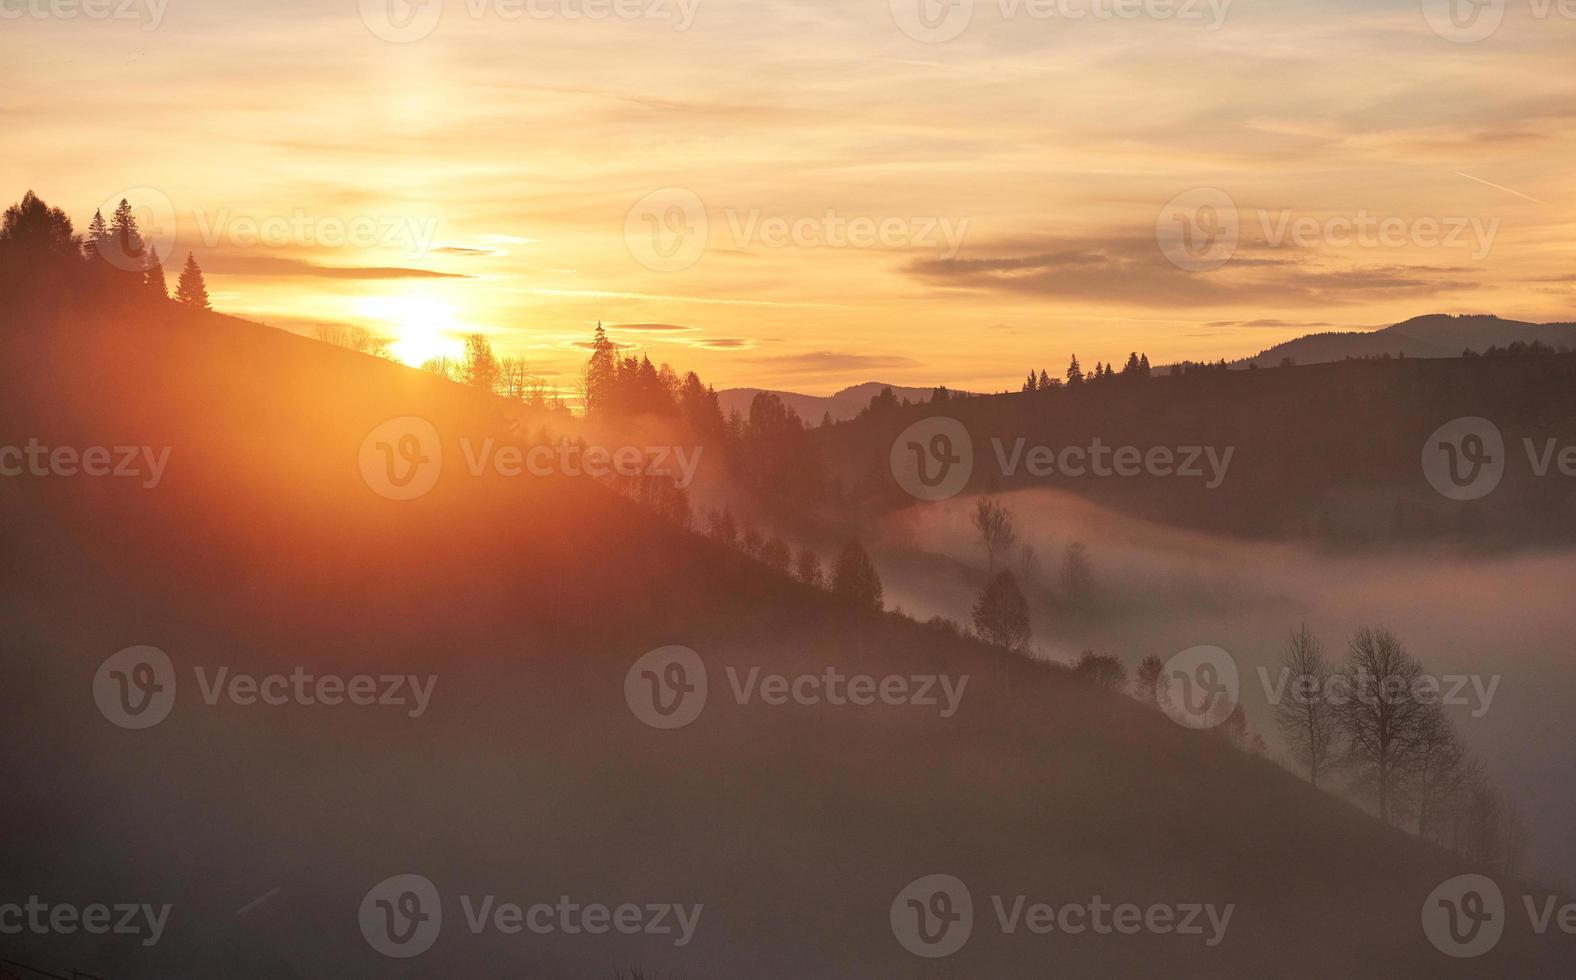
[356,293,466,366]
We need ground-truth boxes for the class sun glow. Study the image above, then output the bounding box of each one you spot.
[357,294,466,367]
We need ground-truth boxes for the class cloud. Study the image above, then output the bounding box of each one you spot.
[906,236,1481,308]
[689,338,752,349]
[609,322,697,332]
[751,350,920,373]
[202,254,468,280]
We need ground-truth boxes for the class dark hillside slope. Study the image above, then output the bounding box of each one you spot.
[816,354,1576,544]
[1,308,1570,978]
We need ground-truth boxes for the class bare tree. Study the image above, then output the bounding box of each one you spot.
[1274,624,1339,787]
[971,495,1016,574]
[1336,627,1430,826]
[1408,706,1470,841]
[970,570,1031,652]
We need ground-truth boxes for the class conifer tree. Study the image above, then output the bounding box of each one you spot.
[1038,369,1052,389]
[144,244,168,298]
[84,208,110,258]
[1066,354,1084,386]
[1023,372,1038,392]
[109,198,143,261]
[175,252,210,309]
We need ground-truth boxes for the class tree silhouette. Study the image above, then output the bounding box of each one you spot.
[971,569,1030,651]
[84,208,109,259]
[1133,655,1164,707]
[109,197,144,265]
[830,539,883,612]
[1065,354,1083,386]
[175,252,210,309]
[1073,652,1126,691]
[462,333,500,392]
[1038,369,1052,389]
[144,244,168,298]
[1273,624,1337,787]
[971,495,1016,574]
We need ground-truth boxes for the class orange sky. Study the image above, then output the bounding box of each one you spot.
[4,0,1575,394]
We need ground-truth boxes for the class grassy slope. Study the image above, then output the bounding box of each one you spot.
[1,307,1571,978]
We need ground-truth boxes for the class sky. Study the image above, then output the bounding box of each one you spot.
[3,0,1574,394]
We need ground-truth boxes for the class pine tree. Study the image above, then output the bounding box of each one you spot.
[1066,354,1083,386]
[175,253,210,309]
[1038,369,1052,389]
[144,244,168,298]
[971,570,1031,651]
[1023,372,1038,392]
[1138,353,1151,376]
[585,322,617,416]
[109,198,144,261]
[84,208,110,259]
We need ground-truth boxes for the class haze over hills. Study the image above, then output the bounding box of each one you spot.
[7,290,1573,976]
[716,381,954,424]
[1229,314,1576,368]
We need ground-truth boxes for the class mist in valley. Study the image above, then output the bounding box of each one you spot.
[875,486,1576,888]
